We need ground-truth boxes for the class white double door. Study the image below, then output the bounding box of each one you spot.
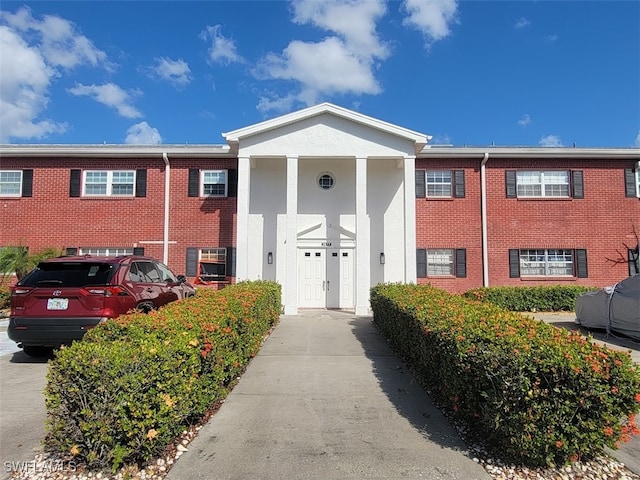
[298,248,354,309]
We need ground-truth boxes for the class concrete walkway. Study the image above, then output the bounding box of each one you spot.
[166,310,490,480]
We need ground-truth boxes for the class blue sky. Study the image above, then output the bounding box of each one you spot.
[1,1,638,147]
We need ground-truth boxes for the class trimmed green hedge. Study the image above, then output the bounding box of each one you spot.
[44,281,281,471]
[463,285,597,312]
[371,283,640,467]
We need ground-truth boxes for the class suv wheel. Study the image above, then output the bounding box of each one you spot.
[136,302,155,313]
[23,346,53,357]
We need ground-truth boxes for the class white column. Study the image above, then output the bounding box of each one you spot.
[403,155,417,282]
[284,155,299,315]
[355,156,370,315]
[236,156,251,281]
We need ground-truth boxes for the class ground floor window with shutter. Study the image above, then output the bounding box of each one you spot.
[417,248,467,278]
[510,248,588,278]
[0,171,23,196]
[78,247,134,256]
[198,248,227,282]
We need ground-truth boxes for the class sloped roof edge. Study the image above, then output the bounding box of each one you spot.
[222,103,431,149]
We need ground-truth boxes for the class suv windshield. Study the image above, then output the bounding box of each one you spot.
[19,262,117,287]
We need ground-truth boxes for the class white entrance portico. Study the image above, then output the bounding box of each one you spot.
[223,103,429,315]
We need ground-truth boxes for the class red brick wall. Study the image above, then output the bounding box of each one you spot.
[415,158,482,293]
[0,157,238,282]
[487,158,639,288]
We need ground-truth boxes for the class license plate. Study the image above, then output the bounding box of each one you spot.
[47,298,69,310]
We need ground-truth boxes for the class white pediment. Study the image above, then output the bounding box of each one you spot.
[223,103,429,158]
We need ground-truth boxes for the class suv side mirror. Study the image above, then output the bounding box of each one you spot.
[176,275,187,284]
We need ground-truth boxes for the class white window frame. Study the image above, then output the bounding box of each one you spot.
[82,170,136,197]
[520,249,574,277]
[635,161,640,198]
[517,171,570,198]
[0,170,23,197]
[198,248,227,281]
[79,247,134,257]
[426,170,452,197]
[201,170,228,197]
[427,248,454,276]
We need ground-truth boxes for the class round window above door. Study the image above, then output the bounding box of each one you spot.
[317,172,335,190]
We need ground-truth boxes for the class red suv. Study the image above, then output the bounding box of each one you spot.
[8,255,195,356]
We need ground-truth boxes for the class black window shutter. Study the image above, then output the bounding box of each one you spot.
[509,249,520,278]
[65,247,78,255]
[453,170,465,198]
[132,247,144,256]
[226,247,236,277]
[455,248,467,278]
[416,249,427,278]
[227,169,238,197]
[186,247,198,276]
[21,169,33,197]
[70,169,81,197]
[415,170,426,198]
[571,170,584,199]
[135,169,147,197]
[506,170,517,198]
[188,169,200,197]
[575,249,588,278]
[624,168,637,197]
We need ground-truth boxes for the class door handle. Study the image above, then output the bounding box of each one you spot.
[326,280,330,291]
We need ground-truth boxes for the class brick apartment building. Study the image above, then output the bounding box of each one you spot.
[1,103,639,314]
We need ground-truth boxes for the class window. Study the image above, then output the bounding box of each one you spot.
[318,172,335,190]
[0,170,23,196]
[417,248,466,278]
[520,249,573,276]
[79,247,134,257]
[198,248,227,282]
[416,170,465,198]
[509,248,588,278]
[202,170,227,196]
[427,249,454,276]
[83,170,135,196]
[426,171,452,197]
[517,171,569,197]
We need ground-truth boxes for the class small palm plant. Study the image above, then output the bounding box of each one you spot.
[0,242,63,284]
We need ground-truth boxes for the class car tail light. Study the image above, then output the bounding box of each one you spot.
[10,287,32,296]
[83,286,130,296]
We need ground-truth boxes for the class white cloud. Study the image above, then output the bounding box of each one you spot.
[518,114,531,127]
[200,25,243,65]
[515,17,530,29]
[0,7,109,142]
[68,83,142,119]
[149,57,192,87]
[125,122,162,144]
[539,134,563,147]
[401,0,459,46]
[291,0,389,58]
[635,130,640,147]
[255,0,388,113]
[546,34,558,43]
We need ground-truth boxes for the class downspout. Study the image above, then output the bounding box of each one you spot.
[162,152,170,265]
[481,153,489,287]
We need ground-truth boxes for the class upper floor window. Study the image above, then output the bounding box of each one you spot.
[517,171,569,197]
[426,171,452,197]
[0,170,22,196]
[202,170,227,196]
[507,170,583,199]
[83,170,135,196]
[416,170,465,198]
